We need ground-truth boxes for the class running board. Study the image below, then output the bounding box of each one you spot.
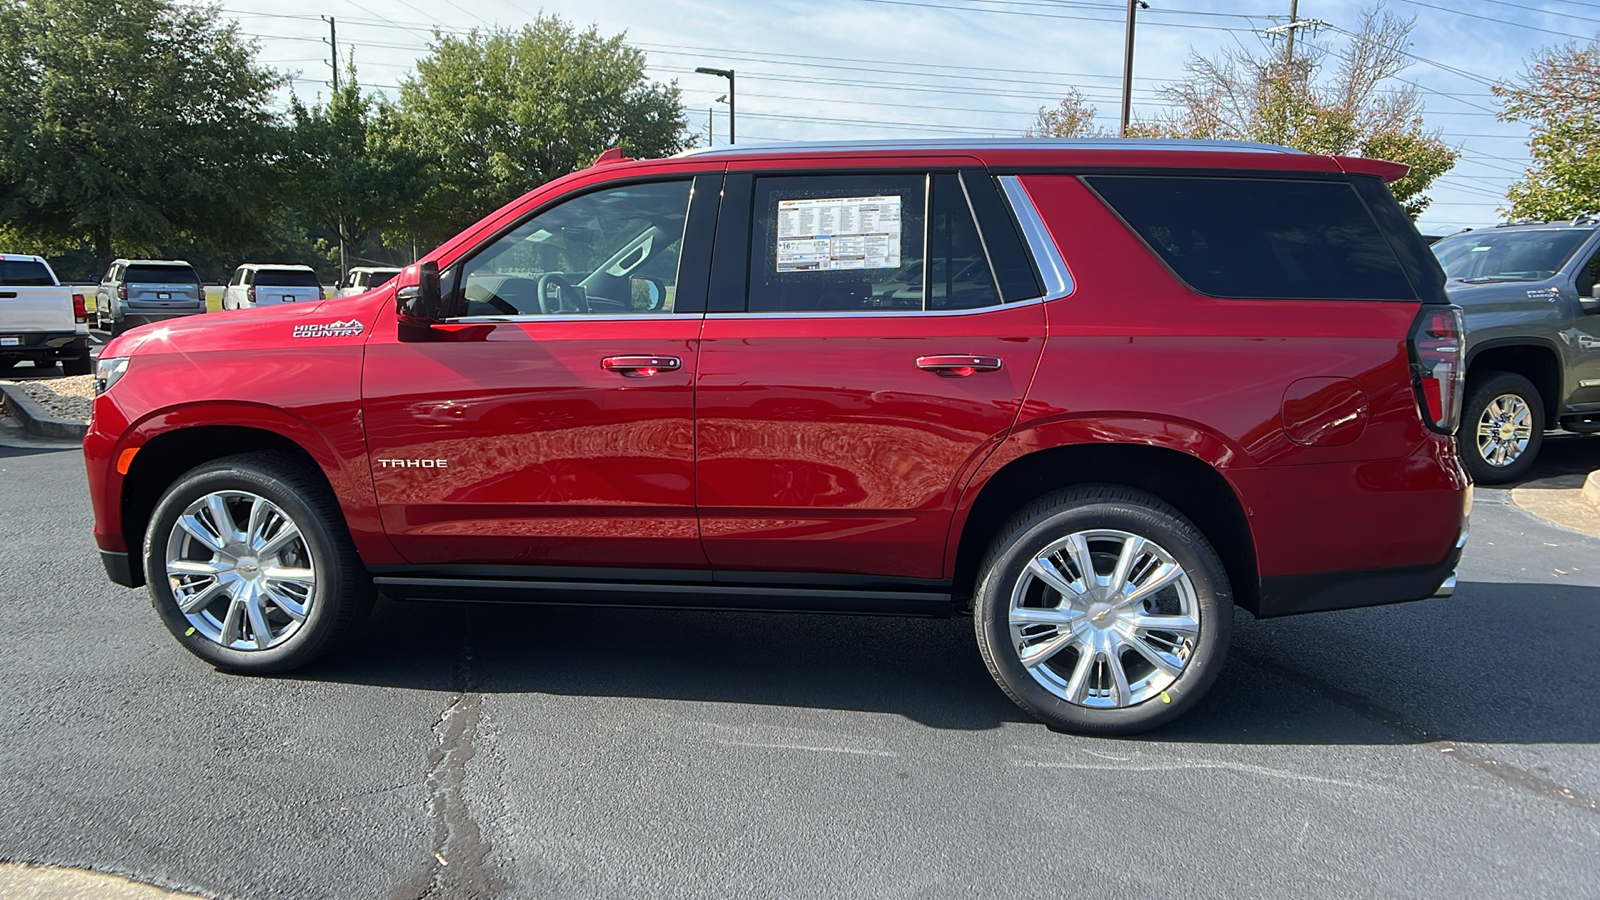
[372,574,953,617]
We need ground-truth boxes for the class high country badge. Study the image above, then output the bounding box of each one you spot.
[292,319,365,338]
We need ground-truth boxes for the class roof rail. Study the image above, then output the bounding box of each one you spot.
[673,137,1305,158]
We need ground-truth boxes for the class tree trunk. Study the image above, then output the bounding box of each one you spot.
[93,227,114,278]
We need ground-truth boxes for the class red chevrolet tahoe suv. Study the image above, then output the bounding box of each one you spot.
[85,139,1470,734]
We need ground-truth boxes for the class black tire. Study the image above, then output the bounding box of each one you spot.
[972,485,1233,735]
[61,355,92,376]
[144,451,375,673]
[0,358,15,373]
[1460,371,1544,485]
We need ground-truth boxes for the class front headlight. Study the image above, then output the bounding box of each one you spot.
[94,356,130,395]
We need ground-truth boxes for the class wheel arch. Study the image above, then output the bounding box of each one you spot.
[114,404,385,587]
[1465,338,1562,422]
[950,443,1260,615]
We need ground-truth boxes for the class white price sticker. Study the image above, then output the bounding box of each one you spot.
[776,195,902,272]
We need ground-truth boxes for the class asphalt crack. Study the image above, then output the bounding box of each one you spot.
[395,610,502,900]
[1238,651,1600,816]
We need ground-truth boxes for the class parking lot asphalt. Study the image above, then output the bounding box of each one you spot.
[0,435,1597,899]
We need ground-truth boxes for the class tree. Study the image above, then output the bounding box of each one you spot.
[286,75,434,274]
[1495,37,1600,220]
[394,14,689,244]
[1121,7,1457,217]
[1026,88,1109,138]
[0,0,284,272]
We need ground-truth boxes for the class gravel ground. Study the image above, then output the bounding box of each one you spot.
[0,375,94,421]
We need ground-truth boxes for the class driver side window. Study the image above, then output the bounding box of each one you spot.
[451,179,693,318]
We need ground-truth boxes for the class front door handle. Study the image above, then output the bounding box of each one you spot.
[602,355,681,377]
[917,355,1003,377]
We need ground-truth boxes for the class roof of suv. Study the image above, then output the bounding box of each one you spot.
[621,137,1409,182]
[676,138,1308,158]
[116,259,195,267]
[237,264,317,271]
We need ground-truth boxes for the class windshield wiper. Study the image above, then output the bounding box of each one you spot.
[1458,276,1529,284]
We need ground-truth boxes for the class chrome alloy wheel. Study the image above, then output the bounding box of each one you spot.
[164,490,316,651]
[1008,529,1200,709]
[1475,393,1534,468]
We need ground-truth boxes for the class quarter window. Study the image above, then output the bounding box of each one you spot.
[1085,175,1418,301]
[452,180,692,317]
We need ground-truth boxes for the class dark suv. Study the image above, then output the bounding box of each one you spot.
[84,139,1469,734]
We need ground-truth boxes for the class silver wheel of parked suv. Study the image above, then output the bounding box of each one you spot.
[1461,371,1543,485]
[973,485,1232,735]
[145,452,375,673]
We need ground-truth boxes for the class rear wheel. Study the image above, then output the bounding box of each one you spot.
[972,485,1232,735]
[144,452,375,673]
[1461,371,1543,485]
[62,355,92,376]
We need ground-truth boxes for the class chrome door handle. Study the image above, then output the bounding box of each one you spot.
[602,355,681,376]
[917,355,1002,377]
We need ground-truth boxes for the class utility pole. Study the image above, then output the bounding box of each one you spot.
[1285,0,1299,63]
[1119,0,1148,137]
[321,16,338,91]
[1262,3,1327,71]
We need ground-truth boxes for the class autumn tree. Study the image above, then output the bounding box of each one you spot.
[0,0,283,271]
[1124,6,1456,216]
[394,15,689,244]
[1026,88,1109,138]
[1495,37,1600,220]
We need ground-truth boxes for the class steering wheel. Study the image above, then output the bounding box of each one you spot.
[536,273,588,315]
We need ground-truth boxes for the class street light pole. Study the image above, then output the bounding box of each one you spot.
[1120,0,1149,137]
[695,66,735,144]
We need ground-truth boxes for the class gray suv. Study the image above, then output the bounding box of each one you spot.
[1432,220,1600,482]
[96,259,206,336]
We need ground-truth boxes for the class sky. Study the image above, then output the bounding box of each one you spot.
[210,0,1600,237]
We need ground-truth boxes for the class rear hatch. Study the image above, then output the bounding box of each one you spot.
[253,269,323,306]
[125,263,205,312]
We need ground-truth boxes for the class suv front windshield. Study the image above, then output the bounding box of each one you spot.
[1431,228,1594,282]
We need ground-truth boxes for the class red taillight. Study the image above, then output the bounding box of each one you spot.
[117,282,127,301]
[248,285,256,305]
[72,293,87,324]
[1409,305,1464,434]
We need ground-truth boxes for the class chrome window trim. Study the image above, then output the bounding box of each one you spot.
[998,175,1073,301]
[703,295,1045,320]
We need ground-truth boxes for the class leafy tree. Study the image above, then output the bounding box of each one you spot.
[0,0,284,272]
[1025,88,1109,138]
[394,14,689,244]
[1123,7,1456,216]
[1495,38,1600,220]
[285,75,434,275]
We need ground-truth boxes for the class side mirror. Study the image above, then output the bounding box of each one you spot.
[397,261,443,325]
[630,275,666,311]
[1582,296,1600,316]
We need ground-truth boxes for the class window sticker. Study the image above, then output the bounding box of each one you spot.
[776,195,902,272]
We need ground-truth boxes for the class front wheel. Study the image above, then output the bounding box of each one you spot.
[144,452,375,673]
[1461,371,1544,485]
[972,486,1233,735]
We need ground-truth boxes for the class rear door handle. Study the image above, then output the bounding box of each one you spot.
[602,355,681,377]
[916,355,1003,377]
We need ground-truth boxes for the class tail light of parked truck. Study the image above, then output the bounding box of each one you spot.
[117,282,127,302]
[72,293,87,324]
[1409,305,1465,434]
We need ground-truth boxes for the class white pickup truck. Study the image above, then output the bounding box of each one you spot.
[0,254,92,375]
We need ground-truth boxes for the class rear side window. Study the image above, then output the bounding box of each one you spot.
[747,173,1004,312]
[370,270,399,288]
[254,269,321,287]
[0,260,55,286]
[1084,175,1417,301]
[126,264,199,284]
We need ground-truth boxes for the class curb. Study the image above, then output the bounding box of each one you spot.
[0,384,88,441]
[1585,470,1600,511]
